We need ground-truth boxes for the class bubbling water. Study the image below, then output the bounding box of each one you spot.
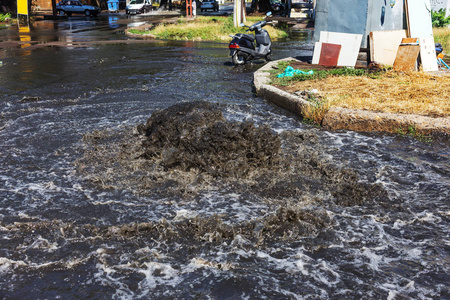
[77,101,387,209]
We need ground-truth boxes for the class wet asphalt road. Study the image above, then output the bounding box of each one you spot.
[1,13,449,300]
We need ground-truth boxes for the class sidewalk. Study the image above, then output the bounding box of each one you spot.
[254,58,450,136]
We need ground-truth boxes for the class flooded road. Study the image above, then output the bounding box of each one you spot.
[1,15,449,299]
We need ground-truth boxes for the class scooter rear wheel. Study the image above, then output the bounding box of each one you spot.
[232,52,247,66]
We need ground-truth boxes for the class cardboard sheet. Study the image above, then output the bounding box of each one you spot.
[319,31,363,67]
[312,42,322,65]
[419,36,439,72]
[369,30,407,66]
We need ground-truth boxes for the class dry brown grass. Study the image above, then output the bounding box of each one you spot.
[433,27,450,51]
[285,70,450,117]
[300,95,335,125]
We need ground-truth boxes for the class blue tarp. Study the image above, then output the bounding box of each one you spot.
[277,66,314,78]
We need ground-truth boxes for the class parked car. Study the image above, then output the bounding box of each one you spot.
[56,0,101,16]
[125,0,152,14]
[200,0,219,12]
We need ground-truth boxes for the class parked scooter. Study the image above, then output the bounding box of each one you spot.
[229,12,273,66]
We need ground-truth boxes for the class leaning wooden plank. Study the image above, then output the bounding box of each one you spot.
[318,43,341,67]
[319,31,363,67]
[369,30,407,66]
[393,44,420,71]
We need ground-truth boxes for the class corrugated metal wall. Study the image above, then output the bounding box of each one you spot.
[367,0,405,32]
[313,0,405,48]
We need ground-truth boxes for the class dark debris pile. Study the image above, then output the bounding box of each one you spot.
[137,101,281,178]
[77,101,388,207]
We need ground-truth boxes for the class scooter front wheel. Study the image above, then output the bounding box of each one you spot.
[232,52,247,66]
[265,54,273,62]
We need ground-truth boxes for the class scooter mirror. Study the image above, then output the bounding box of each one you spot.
[239,23,245,27]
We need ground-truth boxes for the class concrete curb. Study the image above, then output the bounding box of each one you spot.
[254,57,311,117]
[254,58,450,136]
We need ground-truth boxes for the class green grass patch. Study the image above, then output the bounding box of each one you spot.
[128,29,152,35]
[147,16,288,41]
[396,125,432,143]
[270,61,380,86]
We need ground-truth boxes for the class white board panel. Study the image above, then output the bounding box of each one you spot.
[370,30,407,66]
[406,0,434,38]
[312,42,322,65]
[319,31,363,67]
[419,36,439,71]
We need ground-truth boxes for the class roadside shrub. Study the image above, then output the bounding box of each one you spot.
[431,9,450,27]
[302,94,333,126]
[0,13,12,22]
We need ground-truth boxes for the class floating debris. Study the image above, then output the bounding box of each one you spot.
[77,101,387,208]
[19,96,41,103]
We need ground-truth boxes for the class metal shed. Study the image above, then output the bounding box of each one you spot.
[313,0,406,48]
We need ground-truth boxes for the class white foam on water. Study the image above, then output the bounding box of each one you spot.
[93,262,135,299]
[230,234,252,248]
[26,235,59,252]
[383,280,418,300]
[416,211,442,223]
[0,256,59,270]
[172,209,199,221]
[361,248,385,271]
[194,191,271,223]
[1,56,449,299]
[0,257,27,274]
[138,262,180,288]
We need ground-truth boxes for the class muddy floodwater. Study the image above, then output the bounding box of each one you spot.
[0,15,449,299]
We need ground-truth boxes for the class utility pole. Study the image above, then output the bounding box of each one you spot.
[233,0,246,27]
[51,0,57,16]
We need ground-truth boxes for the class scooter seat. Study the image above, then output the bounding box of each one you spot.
[236,33,255,41]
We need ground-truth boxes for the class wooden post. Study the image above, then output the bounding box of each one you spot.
[51,0,57,15]
[186,0,192,17]
[233,0,245,27]
[241,0,246,23]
